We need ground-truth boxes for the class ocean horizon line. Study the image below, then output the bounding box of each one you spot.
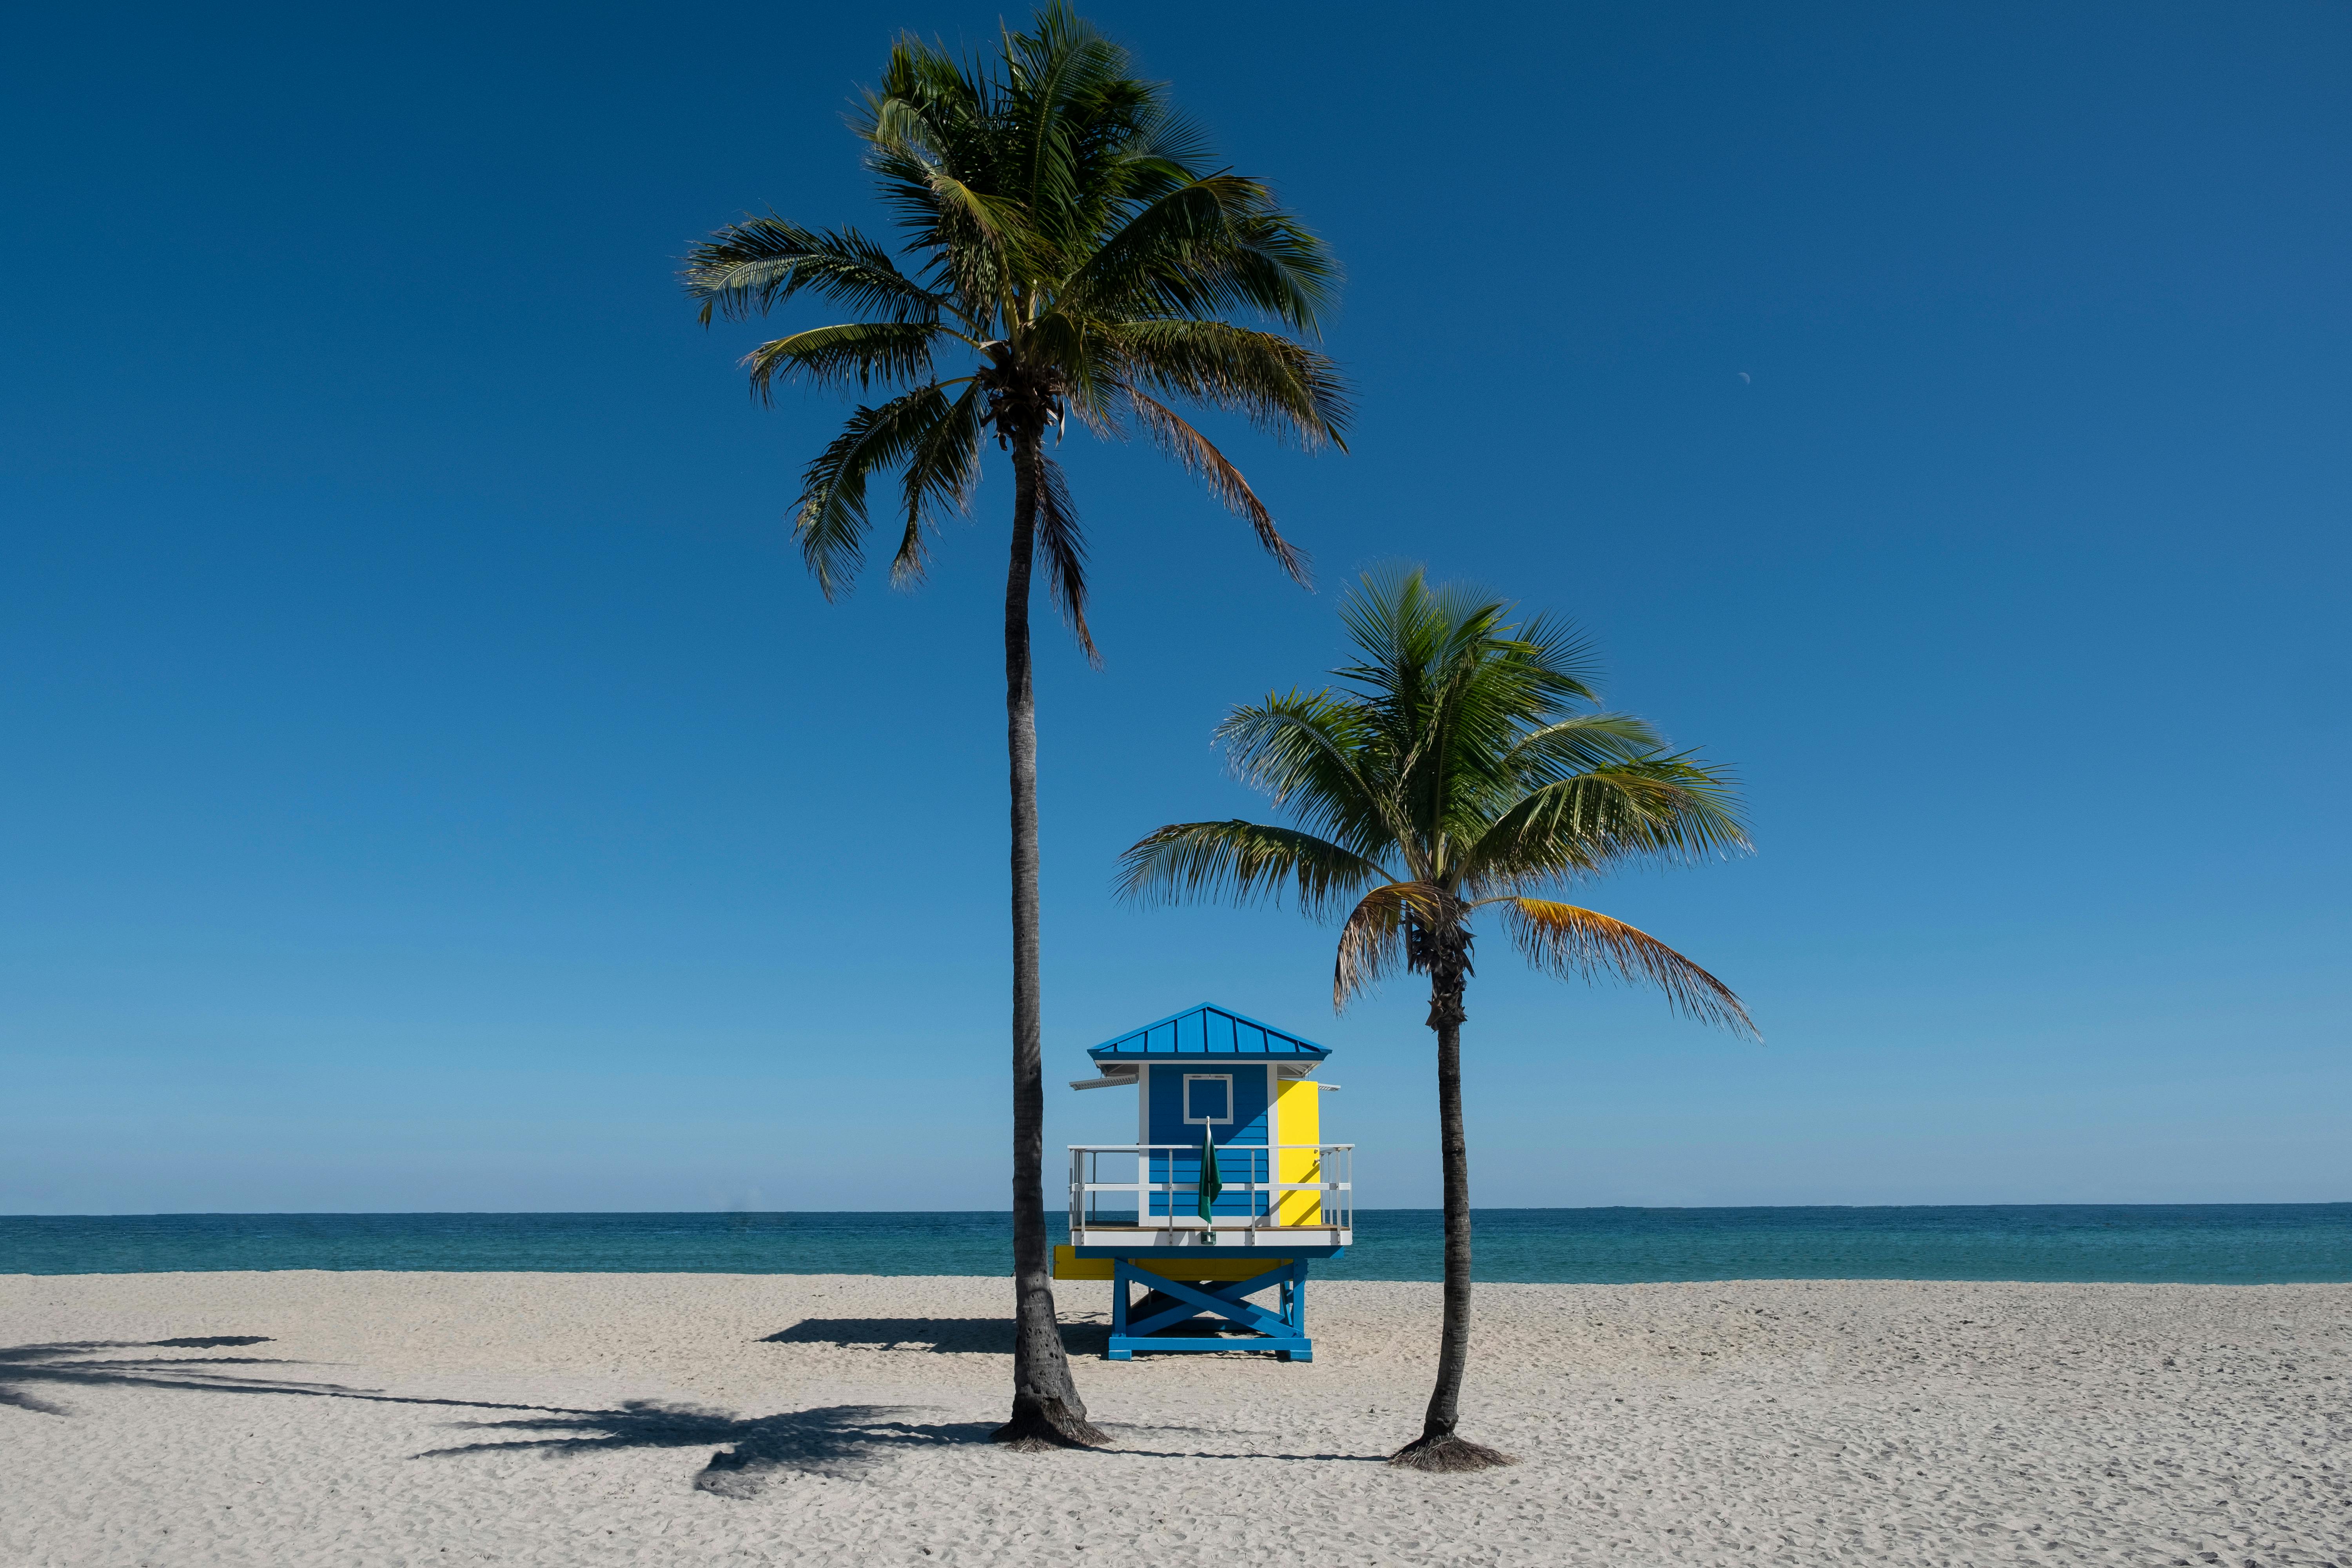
[7,1203,2344,1284]
[11,1200,2348,1219]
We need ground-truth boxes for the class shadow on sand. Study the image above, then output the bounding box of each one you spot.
[3,1335,323,1416]
[759,1316,1111,1356]
[420,1401,1000,1493]
[2,1331,1384,1486]
[0,1336,993,1497]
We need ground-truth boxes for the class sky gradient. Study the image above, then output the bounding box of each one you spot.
[3,0,2346,1213]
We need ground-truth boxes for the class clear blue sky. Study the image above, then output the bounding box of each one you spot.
[4,1,2345,1214]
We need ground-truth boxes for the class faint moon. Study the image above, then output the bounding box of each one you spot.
[1737,371,1751,383]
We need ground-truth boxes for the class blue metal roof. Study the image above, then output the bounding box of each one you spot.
[1087,1002,1331,1062]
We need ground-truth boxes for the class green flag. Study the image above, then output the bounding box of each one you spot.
[1194,1129,1223,1233]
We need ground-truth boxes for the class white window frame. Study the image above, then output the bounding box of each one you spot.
[1182,1073,1234,1126]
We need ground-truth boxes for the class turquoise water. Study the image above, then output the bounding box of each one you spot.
[3,1205,2345,1282]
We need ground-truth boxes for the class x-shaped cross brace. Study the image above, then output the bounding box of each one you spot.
[1122,1263,1297,1339]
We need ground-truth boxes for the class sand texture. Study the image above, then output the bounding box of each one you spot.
[2,1271,2346,1566]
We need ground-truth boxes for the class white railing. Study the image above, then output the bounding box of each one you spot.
[1068,1143,1354,1239]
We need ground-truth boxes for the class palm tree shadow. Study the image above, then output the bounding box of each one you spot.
[420,1401,1000,1494]
[2,1335,325,1415]
[0,1334,683,1427]
[760,1316,1112,1356]
[0,1336,996,1499]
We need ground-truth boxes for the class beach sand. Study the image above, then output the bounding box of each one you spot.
[1,1272,2344,1566]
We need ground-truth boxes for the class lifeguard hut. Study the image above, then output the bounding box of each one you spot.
[1055,1002,1353,1361]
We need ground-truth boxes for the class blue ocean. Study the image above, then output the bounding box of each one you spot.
[2,1205,2344,1282]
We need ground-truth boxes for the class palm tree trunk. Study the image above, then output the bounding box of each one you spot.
[1392,922,1514,1471]
[993,426,1107,1452]
[1424,1010,1474,1426]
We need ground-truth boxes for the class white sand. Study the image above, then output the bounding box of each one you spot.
[2,1272,2345,1566]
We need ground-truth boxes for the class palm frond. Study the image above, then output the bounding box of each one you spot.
[1112,100,1210,198]
[1124,390,1306,584]
[859,42,1007,253]
[1114,819,1390,920]
[1316,568,1640,877]
[1214,693,1404,863]
[1031,453,1096,664]
[1212,201,1343,334]
[792,386,956,599]
[1107,320,1349,450]
[890,379,985,588]
[743,321,942,401]
[682,220,946,327]
[1465,755,1750,886]
[858,91,1031,321]
[1335,567,1517,721]
[1066,174,1338,332]
[869,114,1023,245]
[1501,714,1666,782]
[1002,5,1131,230]
[1490,897,1757,1038]
[1503,610,1606,706]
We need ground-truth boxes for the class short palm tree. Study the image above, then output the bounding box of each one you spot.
[1118,567,1757,1471]
[682,4,1347,1451]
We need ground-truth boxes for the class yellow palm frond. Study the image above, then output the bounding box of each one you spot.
[1490,897,1757,1039]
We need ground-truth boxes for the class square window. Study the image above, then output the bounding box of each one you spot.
[1183,1074,1232,1125]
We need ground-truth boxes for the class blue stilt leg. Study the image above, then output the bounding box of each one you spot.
[1288,1260,1312,1361]
[1107,1259,1134,1359]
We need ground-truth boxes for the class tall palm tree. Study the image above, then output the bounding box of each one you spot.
[682,5,1347,1452]
[1118,568,1757,1471]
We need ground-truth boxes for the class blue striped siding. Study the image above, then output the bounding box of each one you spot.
[1145,1063,1271,1218]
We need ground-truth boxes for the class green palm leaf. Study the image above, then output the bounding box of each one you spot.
[1108,320,1348,450]
[682,220,947,327]
[1122,563,1757,1020]
[1114,819,1390,919]
[744,322,945,400]
[890,379,985,589]
[793,387,960,599]
[688,3,1345,649]
[1032,452,1096,664]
